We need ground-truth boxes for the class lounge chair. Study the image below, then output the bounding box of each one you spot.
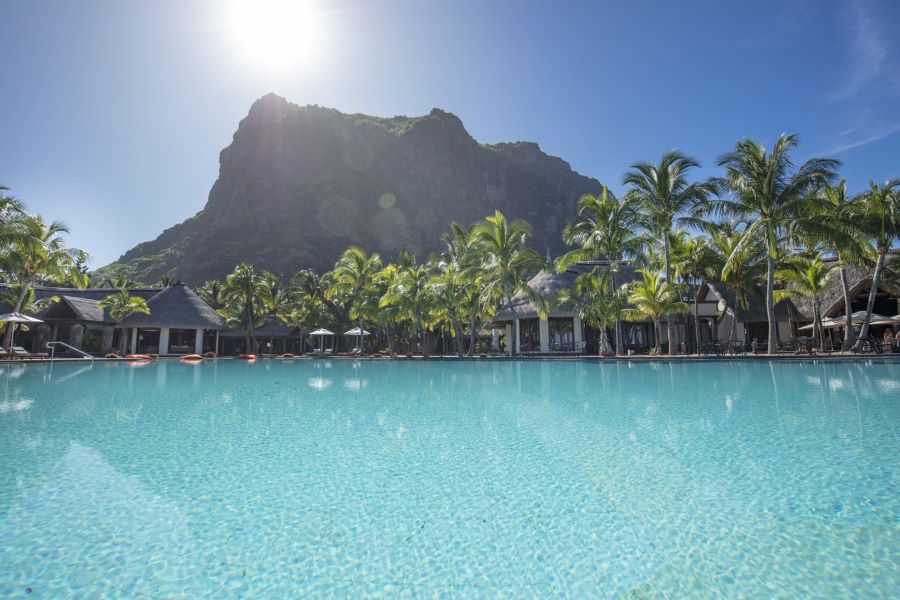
[0,346,49,360]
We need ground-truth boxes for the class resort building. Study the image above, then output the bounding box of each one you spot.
[491,259,900,354]
[0,282,224,356]
[490,261,691,354]
[119,283,225,355]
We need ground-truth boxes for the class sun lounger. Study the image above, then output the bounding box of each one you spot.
[0,346,49,360]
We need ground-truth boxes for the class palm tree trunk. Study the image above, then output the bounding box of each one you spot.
[653,319,661,355]
[505,294,517,357]
[693,281,701,355]
[468,314,477,357]
[3,282,30,351]
[449,311,464,358]
[814,299,823,350]
[857,249,886,347]
[838,265,854,347]
[417,315,429,358]
[728,307,738,344]
[247,306,258,354]
[766,250,777,354]
[610,268,624,356]
[664,236,675,355]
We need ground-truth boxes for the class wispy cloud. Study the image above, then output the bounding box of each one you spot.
[831,0,893,100]
[823,121,900,155]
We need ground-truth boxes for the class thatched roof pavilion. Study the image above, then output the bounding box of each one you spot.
[120,283,224,330]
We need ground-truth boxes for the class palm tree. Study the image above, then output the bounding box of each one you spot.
[671,233,716,353]
[623,269,690,355]
[819,180,868,347]
[774,256,836,349]
[439,222,484,356]
[0,285,59,344]
[706,222,767,344]
[556,270,625,355]
[99,288,151,321]
[852,179,900,347]
[556,187,644,355]
[471,211,547,356]
[712,134,839,352]
[327,247,383,353]
[624,151,714,355]
[427,261,469,357]
[195,279,226,310]
[381,262,433,357]
[222,263,272,354]
[0,214,88,350]
[101,274,140,289]
[155,275,175,287]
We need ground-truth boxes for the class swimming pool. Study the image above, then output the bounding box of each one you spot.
[1,359,897,597]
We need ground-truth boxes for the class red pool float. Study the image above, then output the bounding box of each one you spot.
[180,354,204,362]
[125,354,153,361]
[238,354,257,361]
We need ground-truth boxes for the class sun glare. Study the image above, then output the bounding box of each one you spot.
[227,0,325,71]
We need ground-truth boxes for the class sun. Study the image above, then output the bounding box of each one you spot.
[226,0,325,71]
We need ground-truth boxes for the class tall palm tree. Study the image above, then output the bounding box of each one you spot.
[222,263,272,354]
[155,275,175,288]
[99,288,151,321]
[556,187,644,355]
[774,256,836,349]
[196,279,226,310]
[327,247,383,353]
[712,134,839,352]
[555,270,625,355]
[706,222,767,344]
[381,262,433,357]
[624,151,714,355]
[471,211,547,356]
[819,180,869,347]
[101,274,141,289]
[0,214,88,349]
[622,269,690,355]
[671,233,715,353]
[0,285,59,344]
[852,179,900,347]
[427,261,469,357]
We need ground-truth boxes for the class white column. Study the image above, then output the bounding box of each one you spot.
[195,328,204,354]
[539,318,550,353]
[492,329,499,351]
[159,327,170,355]
[505,324,512,355]
[130,328,138,354]
[573,316,583,349]
[514,319,521,354]
[215,330,220,355]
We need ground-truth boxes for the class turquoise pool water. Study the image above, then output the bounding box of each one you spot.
[0,359,897,597]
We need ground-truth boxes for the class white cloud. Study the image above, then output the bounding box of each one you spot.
[832,0,892,99]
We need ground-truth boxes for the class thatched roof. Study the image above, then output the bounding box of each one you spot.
[0,283,161,304]
[220,317,298,338]
[704,282,806,323]
[493,261,643,322]
[39,295,108,324]
[120,283,225,329]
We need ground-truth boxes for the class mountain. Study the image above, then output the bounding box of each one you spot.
[94,93,602,284]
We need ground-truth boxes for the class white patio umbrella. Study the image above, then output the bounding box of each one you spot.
[798,317,841,331]
[344,327,371,353]
[869,315,900,326]
[310,328,334,352]
[0,312,43,352]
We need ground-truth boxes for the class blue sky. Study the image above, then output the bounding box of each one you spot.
[2,0,899,267]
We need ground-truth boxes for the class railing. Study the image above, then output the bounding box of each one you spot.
[46,341,95,365]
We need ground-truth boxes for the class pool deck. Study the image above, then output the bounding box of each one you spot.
[2,353,899,364]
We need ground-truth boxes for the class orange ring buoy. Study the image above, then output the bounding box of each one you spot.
[126,354,153,361]
[281,353,295,358]
[238,354,257,361]
[180,354,204,362]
